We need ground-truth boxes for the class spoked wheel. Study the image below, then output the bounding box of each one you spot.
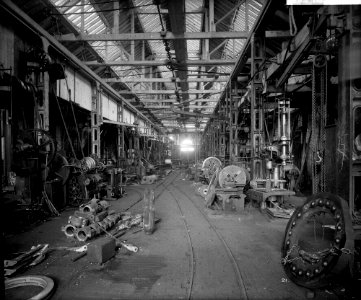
[281,192,354,288]
[47,153,70,185]
[202,157,222,180]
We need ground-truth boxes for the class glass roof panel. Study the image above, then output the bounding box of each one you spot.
[49,0,264,131]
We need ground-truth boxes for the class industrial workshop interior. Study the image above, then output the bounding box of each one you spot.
[1,0,361,299]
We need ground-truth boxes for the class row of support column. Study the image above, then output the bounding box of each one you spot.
[30,51,150,165]
[250,34,265,179]
[201,34,266,181]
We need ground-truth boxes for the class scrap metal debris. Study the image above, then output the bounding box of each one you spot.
[61,198,143,242]
[4,244,49,277]
[59,197,157,257]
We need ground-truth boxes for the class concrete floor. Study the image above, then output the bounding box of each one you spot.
[4,171,352,300]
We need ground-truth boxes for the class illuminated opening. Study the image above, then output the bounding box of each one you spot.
[180,139,194,152]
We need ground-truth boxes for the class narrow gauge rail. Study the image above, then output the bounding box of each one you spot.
[123,170,176,211]
[161,173,195,300]
[164,171,249,300]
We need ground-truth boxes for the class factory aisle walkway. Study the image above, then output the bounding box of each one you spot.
[4,171,339,300]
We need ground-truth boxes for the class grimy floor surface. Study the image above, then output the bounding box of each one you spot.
[4,170,345,299]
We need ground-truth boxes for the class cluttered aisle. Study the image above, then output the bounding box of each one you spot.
[4,171,307,300]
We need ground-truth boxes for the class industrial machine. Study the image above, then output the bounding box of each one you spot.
[204,162,249,212]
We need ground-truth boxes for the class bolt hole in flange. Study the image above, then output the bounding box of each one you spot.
[282,192,354,288]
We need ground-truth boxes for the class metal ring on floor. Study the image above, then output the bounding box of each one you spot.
[5,275,55,300]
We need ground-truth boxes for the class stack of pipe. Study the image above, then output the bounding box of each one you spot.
[61,198,122,242]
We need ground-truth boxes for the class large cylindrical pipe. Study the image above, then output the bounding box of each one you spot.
[76,226,96,242]
[63,224,77,238]
[81,202,102,214]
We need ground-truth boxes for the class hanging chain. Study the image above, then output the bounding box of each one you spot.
[320,63,327,192]
[283,245,353,267]
[319,66,324,193]
[281,244,301,265]
[321,61,328,192]
[311,64,318,194]
[311,58,327,193]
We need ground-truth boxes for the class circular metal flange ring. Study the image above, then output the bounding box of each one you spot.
[218,165,247,188]
[281,192,354,288]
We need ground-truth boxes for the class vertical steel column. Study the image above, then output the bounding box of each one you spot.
[36,37,50,131]
[250,34,265,179]
[80,0,85,33]
[219,101,226,163]
[117,125,124,159]
[212,122,216,156]
[113,0,119,34]
[209,0,215,32]
[229,81,233,162]
[91,82,102,157]
[229,80,240,162]
[130,10,135,61]
[117,104,124,163]
[1,109,12,185]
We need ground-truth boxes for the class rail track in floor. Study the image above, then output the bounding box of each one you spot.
[161,171,248,300]
[123,170,177,211]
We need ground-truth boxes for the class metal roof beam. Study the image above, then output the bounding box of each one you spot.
[144,105,214,109]
[167,0,189,108]
[133,99,218,103]
[210,40,227,56]
[215,0,245,26]
[265,30,293,38]
[135,8,205,14]
[0,0,163,133]
[276,15,327,87]
[118,90,220,95]
[105,77,228,83]
[84,59,236,67]
[56,31,249,41]
[88,0,130,58]
[266,22,311,80]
